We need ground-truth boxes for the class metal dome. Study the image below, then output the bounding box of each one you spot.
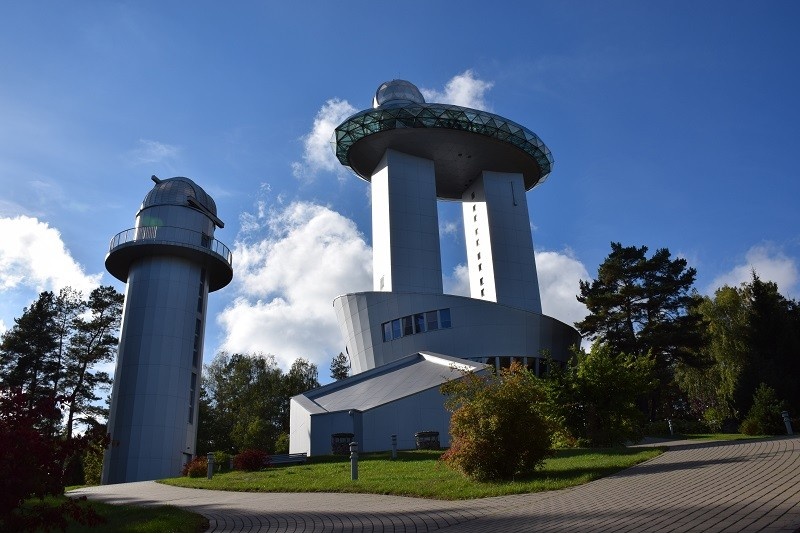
[373,79,425,109]
[141,176,218,217]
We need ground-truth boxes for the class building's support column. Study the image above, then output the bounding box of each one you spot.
[462,171,542,313]
[371,149,443,294]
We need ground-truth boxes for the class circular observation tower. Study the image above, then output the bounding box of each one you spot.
[334,79,554,200]
[105,176,233,291]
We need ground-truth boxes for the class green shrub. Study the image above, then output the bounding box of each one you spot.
[274,432,290,454]
[441,361,555,481]
[702,408,725,433]
[213,451,231,473]
[181,456,208,478]
[739,383,785,435]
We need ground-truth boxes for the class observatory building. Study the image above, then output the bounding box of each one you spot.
[101,176,232,484]
[290,80,579,455]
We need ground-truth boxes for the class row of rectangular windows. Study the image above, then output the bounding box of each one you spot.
[382,308,452,342]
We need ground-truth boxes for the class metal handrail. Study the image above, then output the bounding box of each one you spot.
[109,226,233,266]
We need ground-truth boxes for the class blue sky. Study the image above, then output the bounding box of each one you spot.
[1,1,798,382]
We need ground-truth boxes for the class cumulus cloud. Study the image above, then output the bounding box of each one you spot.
[535,249,590,327]
[291,99,357,182]
[0,215,102,295]
[218,201,372,370]
[421,70,495,110]
[443,263,470,297]
[707,244,799,297]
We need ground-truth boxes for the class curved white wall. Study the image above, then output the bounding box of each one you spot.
[334,291,580,375]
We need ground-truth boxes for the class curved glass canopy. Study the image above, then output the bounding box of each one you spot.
[334,102,554,189]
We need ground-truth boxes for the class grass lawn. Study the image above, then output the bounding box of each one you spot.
[161,447,664,500]
[15,495,208,532]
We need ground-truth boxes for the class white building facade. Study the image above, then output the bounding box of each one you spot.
[290,80,580,456]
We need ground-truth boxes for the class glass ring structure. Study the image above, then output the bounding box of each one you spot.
[334,102,554,196]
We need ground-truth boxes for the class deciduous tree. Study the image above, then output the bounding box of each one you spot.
[547,343,655,447]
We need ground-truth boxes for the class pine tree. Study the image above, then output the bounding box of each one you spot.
[576,243,706,418]
[329,351,350,381]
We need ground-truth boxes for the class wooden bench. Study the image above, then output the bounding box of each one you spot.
[268,453,308,466]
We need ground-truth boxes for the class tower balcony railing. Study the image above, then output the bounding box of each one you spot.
[109,226,233,267]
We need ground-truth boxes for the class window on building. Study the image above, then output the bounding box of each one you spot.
[477,252,481,260]
[188,373,197,424]
[414,313,425,333]
[473,215,477,222]
[476,239,480,246]
[391,319,401,339]
[479,277,484,286]
[475,228,479,235]
[478,263,482,271]
[439,308,452,328]
[425,311,439,331]
[402,315,414,336]
[472,204,476,212]
[481,288,485,297]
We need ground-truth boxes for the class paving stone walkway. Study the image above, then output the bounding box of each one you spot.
[69,436,800,532]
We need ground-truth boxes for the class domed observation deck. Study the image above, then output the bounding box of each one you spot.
[334,80,554,200]
[105,177,233,292]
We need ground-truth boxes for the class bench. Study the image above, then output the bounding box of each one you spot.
[268,453,308,466]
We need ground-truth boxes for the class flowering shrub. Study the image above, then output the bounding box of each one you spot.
[440,361,555,481]
[181,456,208,478]
[233,449,270,471]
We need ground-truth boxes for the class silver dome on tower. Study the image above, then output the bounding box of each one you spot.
[372,79,426,108]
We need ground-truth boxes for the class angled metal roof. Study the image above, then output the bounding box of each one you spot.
[295,352,485,414]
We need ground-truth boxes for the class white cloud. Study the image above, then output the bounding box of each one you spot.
[535,249,590,327]
[128,139,179,165]
[707,244,799,297]
[421,70,495,110]
[443,263,471,297]
[0,215,102,295]
[439,220,460,238]
[218,201,372,370]
[291,99,357,182]
[0,319,6,335]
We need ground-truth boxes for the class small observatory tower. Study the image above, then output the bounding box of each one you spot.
[101,176,232,484]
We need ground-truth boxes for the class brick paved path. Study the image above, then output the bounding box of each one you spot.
[69,436,800,532]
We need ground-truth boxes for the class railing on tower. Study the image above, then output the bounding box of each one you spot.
[109,226,233,266]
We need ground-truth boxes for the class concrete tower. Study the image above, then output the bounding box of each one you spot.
[101,176,232,484]
[332,80,579,374]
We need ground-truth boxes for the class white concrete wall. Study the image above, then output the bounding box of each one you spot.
[334,291,580,375]
[462,172,542,313]
[371,149,443,294]
[290,387,454,456]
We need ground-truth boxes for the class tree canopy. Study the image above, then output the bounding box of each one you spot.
[0,286,123,438]
[198,352,320,455]
[576,243,706,418]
